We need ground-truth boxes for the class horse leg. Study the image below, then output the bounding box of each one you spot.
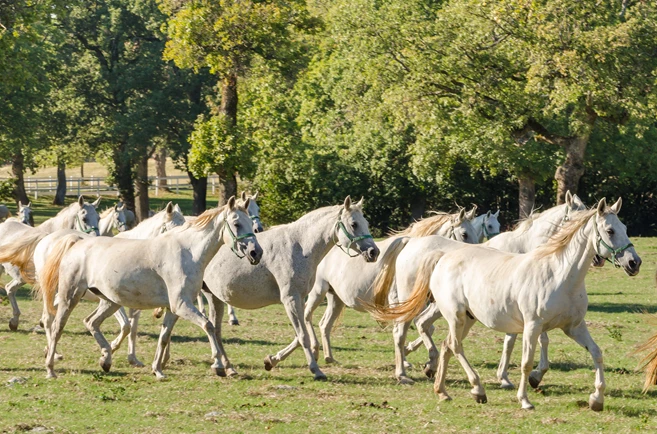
[4,276,23,331]
[517,322,542,410]
[443,312,486,403]
[45,286,84,379]
[563,321,605,411]
[304,278,330,361]
[434,335,454,400]
[207,293,237,377]
[393,320,413,384]
[414,302,443,378]
[267,293,325,380]
[127,309,144,367]
[319,292,345,364]
[405,324,435,356]
[152,310,179,380]
[169,297,226,378]
[528,332,549,389]
[109,307,131,354]
[227,304,239,326]
[497,334,518,389]
[196,293,206,316]
[83,299,122,373]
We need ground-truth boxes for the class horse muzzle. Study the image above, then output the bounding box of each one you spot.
[623,255,641,277]
[592,255,605,268]
[247,244,263,265]
[362,245,380,263]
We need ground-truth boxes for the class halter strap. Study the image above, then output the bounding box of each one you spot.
[334,209,373,257]
[593,214,633,268]
[76,214,98,235]
[221,212,256,258]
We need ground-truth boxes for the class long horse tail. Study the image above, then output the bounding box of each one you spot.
[41,234,82,315]
[367,250,444,323]
[370,236,410,308]
[636,313,657,392]
[0,232,47,283]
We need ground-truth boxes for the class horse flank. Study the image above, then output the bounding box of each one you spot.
[0,232,46,283]
[368,250,444,323]
[41,234,85,315]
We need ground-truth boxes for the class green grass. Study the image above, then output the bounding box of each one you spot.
[1,212,657,432]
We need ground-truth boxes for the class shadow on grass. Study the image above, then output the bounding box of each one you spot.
[588,302,657,314]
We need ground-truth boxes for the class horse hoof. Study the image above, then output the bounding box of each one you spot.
[403,361,413,370]
[55,353,64,361]
[264,355,275,371]
[129,358,145,368]
[227,368,239,377]
[214,367,227,377]
[423,363,436,378]
[499,379,515,390]
[528,373,542,389]
[314,373,327,381]
[472,393,487,404]
[589,395,603,412]
[46,372,57,380]
[397,376,414,385]
[521,401,535,410]
[153,371,166,381]
[9,318,18,331]
[437,392,451,401]
[230,320,240,326]
[324,357,337,364]
[39,320,44,328]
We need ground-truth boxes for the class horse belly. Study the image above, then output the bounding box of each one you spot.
[90,269,168,310]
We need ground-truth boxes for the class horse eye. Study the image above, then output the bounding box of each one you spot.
[351,222,358,230]
[235,222,241,229]
[462,233,468,240]
[606,229,614,236]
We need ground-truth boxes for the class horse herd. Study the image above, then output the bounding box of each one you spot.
[0,191,652,412]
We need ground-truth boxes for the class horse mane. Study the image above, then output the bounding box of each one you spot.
[534,208,597,258]
[99,207,115,218]
[512,211,541,233]
[192,204,248,230]
[392,212,456,238]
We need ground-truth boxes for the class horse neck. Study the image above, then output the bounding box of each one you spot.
[544,217,597,290]
[471,215,485,242]
[175,216,226,269]
[289,206,342,264]
[98,213,115,236]
[38,207,75,233]
[434,220,454,238]
[117,216,163,239]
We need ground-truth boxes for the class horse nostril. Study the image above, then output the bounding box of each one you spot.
[249,249,258,259]
[629,260,637,269]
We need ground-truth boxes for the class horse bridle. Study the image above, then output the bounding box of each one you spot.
[334,209,373,257]
[221,211,256,259]
[593,214,633,268]
[75,214,99,235]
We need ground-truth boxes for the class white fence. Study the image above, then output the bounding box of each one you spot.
[4,175,222,199]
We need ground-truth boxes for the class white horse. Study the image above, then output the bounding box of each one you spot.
[39,197,261,379]
[98,203,128,236]
[0,196,100,330]
[7,201,33,225]
[371,198,640,411]
[470,210,501,243]
[167,197,379,381]
[371,192,587,383]
[303,208,478,367]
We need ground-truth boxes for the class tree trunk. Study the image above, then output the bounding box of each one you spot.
[410,195,426,221]
[114,145,135,214]
[53,159,66,205]
[188,171,207,215]
[12,151,29,207]
[555,135,588,205]
[80,162,84,178]
[154,147,169,193]
[218,73,239,205]
[135,155,150,222]
[518,174,535,219]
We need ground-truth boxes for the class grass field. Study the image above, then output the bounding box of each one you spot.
[1,198,657,433]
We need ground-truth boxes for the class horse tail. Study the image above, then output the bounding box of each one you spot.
[370,236,410,308]
[0,232,46,283]
[636,313,657,392]
[41,234,82,315]
[367,250,444,323]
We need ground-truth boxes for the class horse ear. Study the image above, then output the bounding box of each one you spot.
[610,197,622,214]
[456,208,466,222]
[92,196,101,208]
[78,195,85,207]
[565,190,573,207]
[468,205,477,220]
[356,197,364,207]
[173,204,181,213]
[165,201,174,214]
[252,191,259,201]
[117,203,125,211]
[343,196,352,211]
[244,198,251,211]
[241,191,247,201]
[486,210,491,218]
[597,198,607,216]
[572,194,585,209]
[494,210,500,218]
[227,196,236,210]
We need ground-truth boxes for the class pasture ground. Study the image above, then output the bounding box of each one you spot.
[0,195,656,433]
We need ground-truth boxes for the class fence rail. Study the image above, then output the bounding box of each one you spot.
[0,175,222,199]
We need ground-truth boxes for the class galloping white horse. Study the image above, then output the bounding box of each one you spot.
[370,192,586,383]
[0,196,100,330]
[470,209,501,243]
[170,197,379,380]
[303,208,478,368]
[370,198,640,411]
[40,197,261,379]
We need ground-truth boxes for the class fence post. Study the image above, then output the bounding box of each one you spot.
[97,178,100,196]
[155,178,159,197]
[176,177,179,194]
[34,179,38,200]
[211,177,215,194]
[77,178,81,196]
